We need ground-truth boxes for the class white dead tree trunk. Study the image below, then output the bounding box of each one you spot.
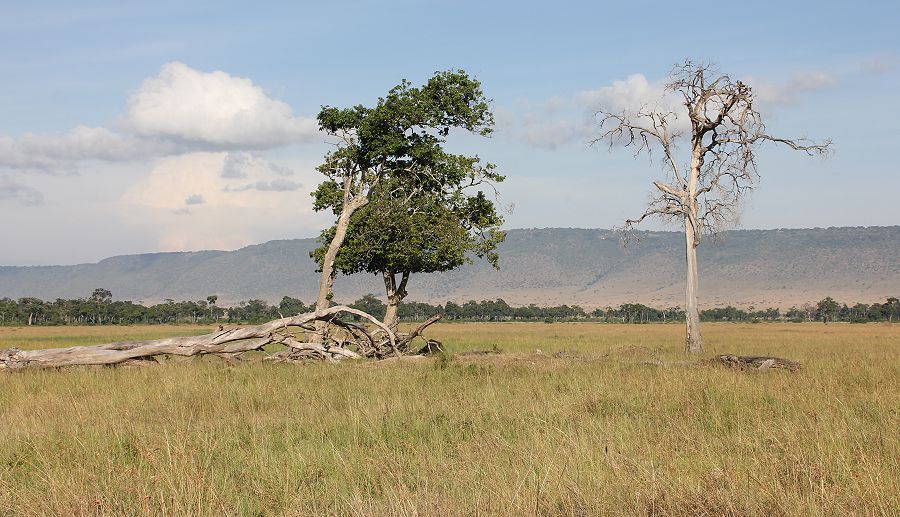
[593,61,831,353]
[0,306,402,370]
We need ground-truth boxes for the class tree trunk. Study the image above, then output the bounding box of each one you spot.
[383,297,399,330]
[684,216,703,353]
[311,197,368,343]
[316,208,351,311]
[382,271,409,329]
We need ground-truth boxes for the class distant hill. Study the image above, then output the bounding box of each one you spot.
[1,227,898,309]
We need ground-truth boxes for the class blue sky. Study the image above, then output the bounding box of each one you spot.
[1,0,898,265]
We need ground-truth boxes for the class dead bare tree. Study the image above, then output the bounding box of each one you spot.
[0,306,425,370]
[593,61,831,353]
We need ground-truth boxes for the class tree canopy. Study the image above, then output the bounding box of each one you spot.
[310,70,498,314]
[313,176,505,279]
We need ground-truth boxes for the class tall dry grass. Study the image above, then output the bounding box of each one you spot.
[0,322,897,515]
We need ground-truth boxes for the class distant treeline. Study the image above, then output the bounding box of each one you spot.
[0,289,897,326]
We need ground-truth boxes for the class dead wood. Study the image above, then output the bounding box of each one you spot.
[709,354,801,372]
[415,339,445,355]
[396,314,442,352]
[0,306,398,371]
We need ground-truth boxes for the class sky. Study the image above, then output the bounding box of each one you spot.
[1,0,898,265]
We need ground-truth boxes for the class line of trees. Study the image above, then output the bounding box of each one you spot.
[2,289,896,326]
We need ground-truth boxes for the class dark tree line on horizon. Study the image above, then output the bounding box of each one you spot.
[1,289,897,327]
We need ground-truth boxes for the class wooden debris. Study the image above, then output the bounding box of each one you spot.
[710,354,802,372]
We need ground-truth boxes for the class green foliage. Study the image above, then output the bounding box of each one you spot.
[311,69,505,294]
[313,179,505,278]
[349,294,387,320]
[313,69,496,204]
[816,296,841,322]
[4,293,896,327]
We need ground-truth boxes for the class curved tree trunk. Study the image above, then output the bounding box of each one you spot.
[312,196,369,343]
[684,216,703,353]
[315,209,353,311]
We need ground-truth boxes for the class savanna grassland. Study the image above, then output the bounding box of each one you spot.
[0,323,897,516]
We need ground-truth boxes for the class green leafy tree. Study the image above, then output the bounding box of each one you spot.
[310,69,495,323]
[350,294,387,321]
[313,176,504,328]
[886,297,899,322]
[278,296,309,316]
[816,296,840,323]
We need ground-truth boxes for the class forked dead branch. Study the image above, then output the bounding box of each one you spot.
[0,306,443,371]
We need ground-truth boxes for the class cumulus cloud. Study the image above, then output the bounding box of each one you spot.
[578,73,673,113]
[0,176,44,206]
[126,62,319,148]
[121,152,326,253]
[0,63,319,173]
[125,153,304,212]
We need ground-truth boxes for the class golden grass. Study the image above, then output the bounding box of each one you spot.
[0,322,898,515]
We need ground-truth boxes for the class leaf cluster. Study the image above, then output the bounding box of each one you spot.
[312,176,505,276]
[314,69,496,201]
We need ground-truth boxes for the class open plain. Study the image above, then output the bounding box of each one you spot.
[1,322,897,515]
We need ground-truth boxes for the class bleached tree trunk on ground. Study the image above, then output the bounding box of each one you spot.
[0,306,398,370]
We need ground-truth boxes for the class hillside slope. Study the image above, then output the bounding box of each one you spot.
[1,227,898,308]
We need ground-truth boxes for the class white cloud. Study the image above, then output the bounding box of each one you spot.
[748,71,837,107]
[221,151,294,179]
[514,74,677,149]
[516,69,837,149]
[0,63,320,174]
[226,179,301,192]
[519,118,587,150]
[0,175,44,206]
[578,73,673,113]
[121,152,324,252]
[126,62,319,148]
[0,126,176,172]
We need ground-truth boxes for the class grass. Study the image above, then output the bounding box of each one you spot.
[0,322,898,515]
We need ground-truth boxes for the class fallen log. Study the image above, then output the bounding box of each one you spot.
[0,306,396,371]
